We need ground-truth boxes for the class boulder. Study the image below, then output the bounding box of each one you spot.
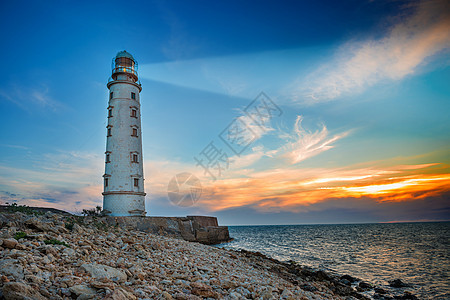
[69,285,97,298]
[2,282,46,300]
[24,218,50,231]
[389,279,410,288]
[24,275,44,284]
[73,223,84,234]
[374,287,387,294]
[0,259,24,280]
[81,263,127,282]
[340,274,358,283]
[190,282,219,298]
[358,281,372,290]
[2,238,18,249]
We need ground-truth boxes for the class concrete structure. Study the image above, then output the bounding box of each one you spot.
[103,216,232,245]
[103,51,146,216]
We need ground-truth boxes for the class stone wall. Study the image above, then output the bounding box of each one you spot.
[104,216,231,245]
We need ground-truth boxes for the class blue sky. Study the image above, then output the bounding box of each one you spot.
[0,0,449,225]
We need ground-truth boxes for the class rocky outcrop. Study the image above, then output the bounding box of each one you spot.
[0,210,369,299]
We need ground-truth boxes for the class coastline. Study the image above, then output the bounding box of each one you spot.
[0,209,418,299]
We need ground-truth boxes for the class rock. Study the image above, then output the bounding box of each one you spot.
[0,258,24,280]
[340,274,358,283]
[42,255,51,264]
[38,286,52,298]
[62,247,75,257]
[235,286,251,298]
[228,291,243,300]
[44,245,58,256]
[90,279,115,289]
[260,291,274,300]
[281,288,294,299]
[2,282,46,300]
[60,287,71,297]
[73,223,84,234]
[81,263,127,282]
[314,270,330,281]
[69,285,97,298]
[190,282,218,298]
[160,291,173,299]
[24,275,44,284]
[104,287,136,300]
[300,283,318,292]
[374,287,387,294]
[389,279,410,288]
[358,281,372,290]
[24,218,50,231]
[2,238,18,249]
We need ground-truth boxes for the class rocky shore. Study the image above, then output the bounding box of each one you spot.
[0,208,417,299]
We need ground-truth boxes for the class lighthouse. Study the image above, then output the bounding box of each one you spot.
[102,51,146,217]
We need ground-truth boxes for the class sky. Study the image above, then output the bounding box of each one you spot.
[0,0,449,225]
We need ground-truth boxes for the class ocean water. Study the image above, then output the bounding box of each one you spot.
[216,222,449,299]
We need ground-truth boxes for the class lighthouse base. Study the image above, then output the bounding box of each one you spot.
[102,193,146,217]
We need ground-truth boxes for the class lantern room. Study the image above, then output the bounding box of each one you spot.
[111,50,139,82]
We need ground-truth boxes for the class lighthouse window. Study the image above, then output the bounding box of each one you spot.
[107,126,112,137]
[131,108,137,118]
[132,154,138,163]
[134,178,139,187]
[131,92,136,100]
[108,108,113,118]
[106,153,111,163]
[110,92,113,100]
[104,178,109,187]
[132,128,138,137]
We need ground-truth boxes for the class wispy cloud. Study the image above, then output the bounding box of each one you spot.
[0,84,65,112]
[0,144,30,150]
[289,0,450,103]
[277,115,349,164]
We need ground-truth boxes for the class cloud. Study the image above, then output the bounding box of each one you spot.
[0,151,103,212]
[221,113,276,152]
[229,145,267,170]
[0,84,65,112]
[289,0,450,103]
[278,115,349,164]
[196,159,450,213]
[0,144,30,150]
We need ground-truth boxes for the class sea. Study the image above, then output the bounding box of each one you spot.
[215,222,449,299]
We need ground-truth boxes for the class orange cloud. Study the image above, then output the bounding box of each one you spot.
[196,162,450,212]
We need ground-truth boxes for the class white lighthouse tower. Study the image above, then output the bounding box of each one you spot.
[102,50,146,217]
